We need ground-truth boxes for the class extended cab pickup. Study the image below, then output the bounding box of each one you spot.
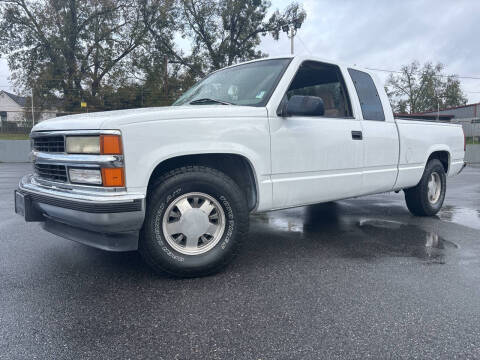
[15,56,466,276]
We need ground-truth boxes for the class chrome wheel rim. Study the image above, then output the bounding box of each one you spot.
[427,172,442,204]
[162,192,225,255]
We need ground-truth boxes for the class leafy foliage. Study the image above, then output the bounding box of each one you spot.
[385,61,467,114]
[0,0,305,112]
[0,0,154,111]
[175,0,306,71]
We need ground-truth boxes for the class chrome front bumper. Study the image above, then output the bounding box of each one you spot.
[16,174,145,251]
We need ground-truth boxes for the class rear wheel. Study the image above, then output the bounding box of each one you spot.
[139,166,249,277]
[404,159,446,216]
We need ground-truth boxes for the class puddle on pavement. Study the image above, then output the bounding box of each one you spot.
[356,219,458,263]
[252,204,459,263]
[438,206,480,230]
[253,203,345,234]
[263,214,304,233]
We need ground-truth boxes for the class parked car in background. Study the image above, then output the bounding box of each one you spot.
[15,56,466,277]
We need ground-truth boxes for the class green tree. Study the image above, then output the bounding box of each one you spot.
[145,0,306,77]
[385,61,467,114]
[0,0,306,111]
[0,0,167,111]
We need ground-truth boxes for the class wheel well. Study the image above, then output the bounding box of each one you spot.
[148,154,258,211]
[427,151,449,173]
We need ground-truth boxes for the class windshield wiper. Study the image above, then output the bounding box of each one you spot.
[189,98,233,105]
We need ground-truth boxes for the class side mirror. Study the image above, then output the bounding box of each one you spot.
[279,95,325,117]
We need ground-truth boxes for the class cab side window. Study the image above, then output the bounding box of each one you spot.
[348,69,385,121]
[286,61,352,118]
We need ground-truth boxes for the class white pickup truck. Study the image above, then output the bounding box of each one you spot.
[15,55,466,276]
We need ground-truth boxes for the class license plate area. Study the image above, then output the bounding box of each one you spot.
[14,191,25,216]
[14,191,44,222]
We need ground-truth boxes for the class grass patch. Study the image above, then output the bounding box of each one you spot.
[466,137,480,145]
[0,133,30,140]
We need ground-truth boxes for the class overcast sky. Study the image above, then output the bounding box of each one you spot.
[262,0,480,103]
[1,0,479,103]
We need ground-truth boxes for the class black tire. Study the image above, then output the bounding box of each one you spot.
[139,166,249,277]
[404,159,446,216]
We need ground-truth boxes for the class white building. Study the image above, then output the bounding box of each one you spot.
[411,103,480,139]
[0,90,57,130]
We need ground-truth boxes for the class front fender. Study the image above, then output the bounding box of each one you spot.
[120,116,273,210]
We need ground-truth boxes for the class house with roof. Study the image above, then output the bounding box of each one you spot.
[395,102,480,140]
[414,103,480,139]
[0,90,57,130]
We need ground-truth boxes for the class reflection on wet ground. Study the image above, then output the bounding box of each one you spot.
[357,219,457,263]
[438,206,480,230]
[252,202,459,264]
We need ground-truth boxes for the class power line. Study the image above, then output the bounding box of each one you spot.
[7,66,479,81]
[365,67,480,80]
[3,84,480,94]
[296,34,312,55]
[2,65,480,97]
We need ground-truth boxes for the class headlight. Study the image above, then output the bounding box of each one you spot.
[66,136,100,154]
[68,168,102,185]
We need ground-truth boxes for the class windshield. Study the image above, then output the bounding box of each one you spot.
[173,58,291,107]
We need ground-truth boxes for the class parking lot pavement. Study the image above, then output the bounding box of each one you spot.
[1,163,480,360]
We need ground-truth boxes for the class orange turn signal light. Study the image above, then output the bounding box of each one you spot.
[100,135,122,155]
[101,168,125,187]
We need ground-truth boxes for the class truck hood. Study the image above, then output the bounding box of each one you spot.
[32,105,268,131]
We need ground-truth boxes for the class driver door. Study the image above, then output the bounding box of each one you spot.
[269,61,364,209]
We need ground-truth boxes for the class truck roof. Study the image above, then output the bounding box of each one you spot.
[221,55,374,78]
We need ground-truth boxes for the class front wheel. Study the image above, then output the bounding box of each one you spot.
[139,166,249,277]
[404,159,446,216]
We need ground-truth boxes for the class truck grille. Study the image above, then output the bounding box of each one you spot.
[34,163,68,183]
[33,136,65,153]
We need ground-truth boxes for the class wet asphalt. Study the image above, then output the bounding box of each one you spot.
[1,163,480,360]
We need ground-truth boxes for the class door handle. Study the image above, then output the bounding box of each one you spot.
[351,131,363,140]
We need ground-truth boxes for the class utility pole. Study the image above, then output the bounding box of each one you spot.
[31,88,35,127]
[282,24,297,54]
[434,85,440,121]
[282,18,302,55]
[290,29,295,55]
[164,55,169,98]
